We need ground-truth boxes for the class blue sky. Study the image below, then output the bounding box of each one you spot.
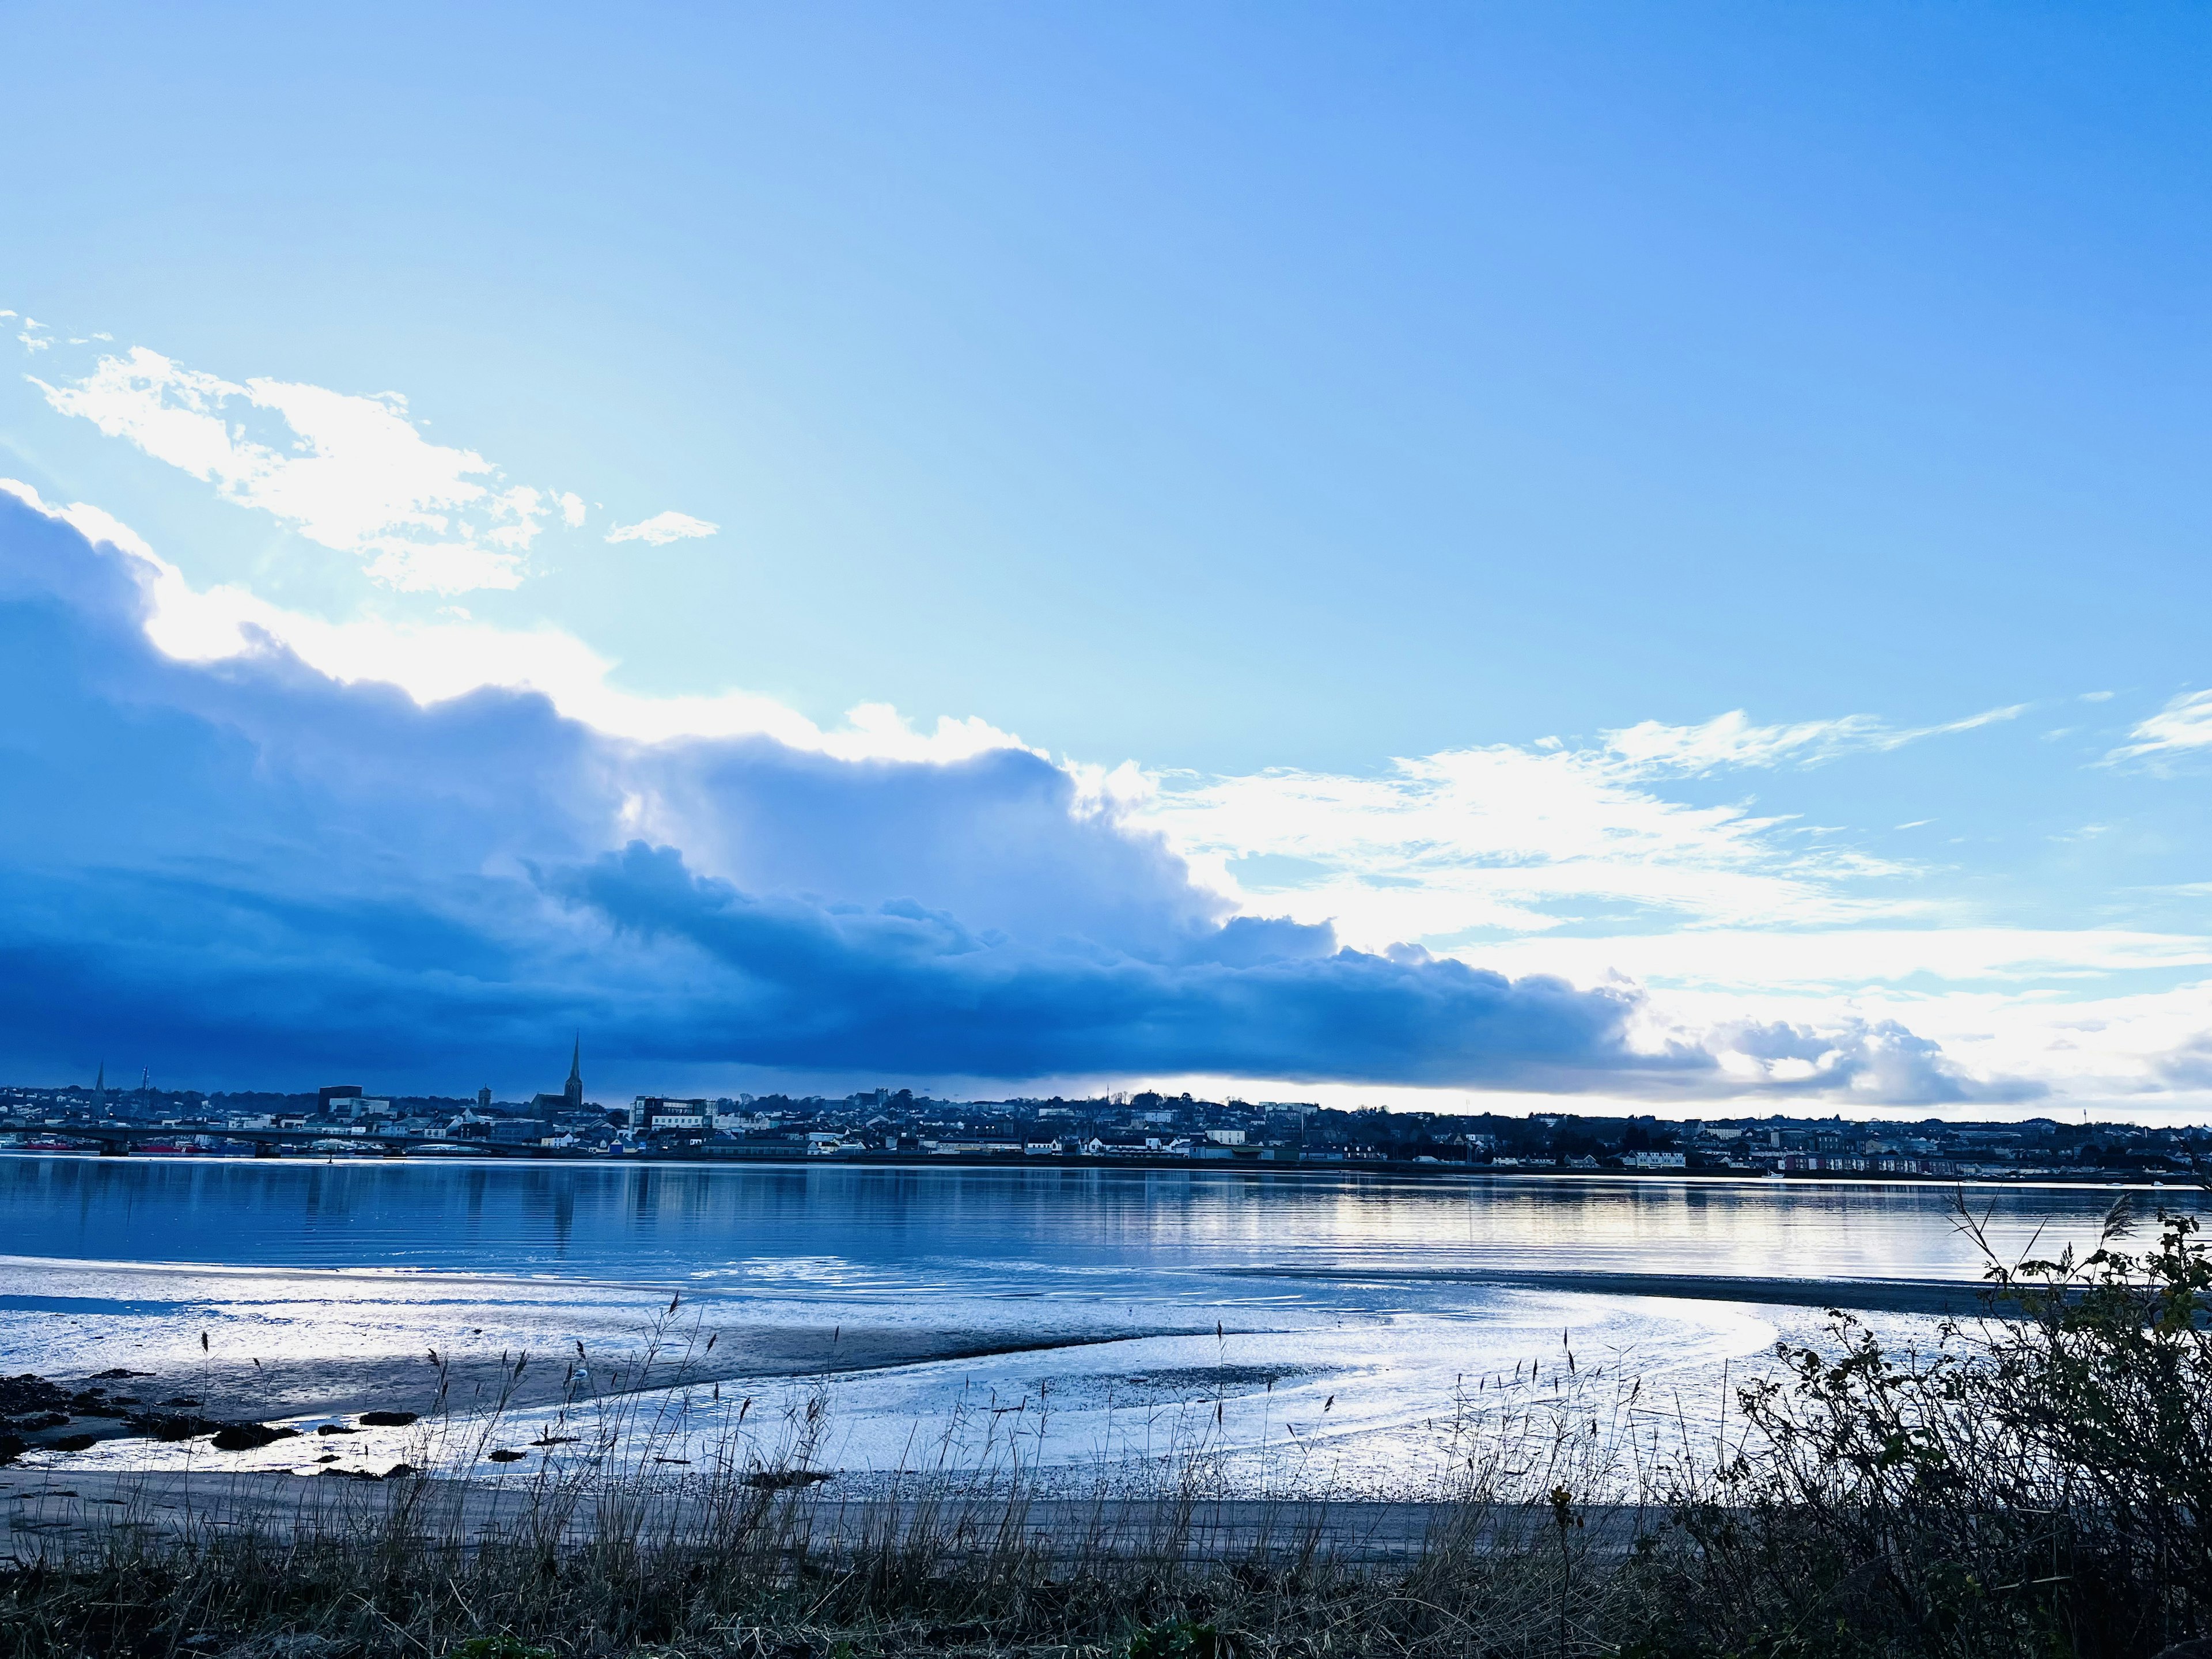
[2,3,2210,1116]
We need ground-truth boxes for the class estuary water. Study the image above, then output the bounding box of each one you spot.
[1,1157,2192,1494]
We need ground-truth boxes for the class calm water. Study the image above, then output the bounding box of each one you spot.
[2,1157,2192,1491]
[0,1154,2167,1289]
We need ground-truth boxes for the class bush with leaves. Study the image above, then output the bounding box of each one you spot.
[1631,1192,2212,1658]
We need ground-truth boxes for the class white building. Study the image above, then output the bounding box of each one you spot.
[715,1109,775,1135]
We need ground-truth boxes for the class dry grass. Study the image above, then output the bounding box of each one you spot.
[0,1307,1676,1659]
[5,1195,2210,1659]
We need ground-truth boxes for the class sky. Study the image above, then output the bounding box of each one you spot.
[2,2,2209,1119]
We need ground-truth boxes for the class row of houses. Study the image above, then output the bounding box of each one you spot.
[626,1097,1328,1160]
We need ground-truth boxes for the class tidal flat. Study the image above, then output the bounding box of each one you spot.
[1,1156,2190,1494]
[3,1162,2210,1656]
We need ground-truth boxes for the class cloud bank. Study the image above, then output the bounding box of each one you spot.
[0,484,1715,1094]
[9,325,2203,1115]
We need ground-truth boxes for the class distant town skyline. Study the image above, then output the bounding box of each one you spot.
[3,6,2210,1120]
[7,1070,2203,1185]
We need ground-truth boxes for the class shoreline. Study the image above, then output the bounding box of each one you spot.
[0,1145,2191,1193]
[2,1244,2022,1323]
[0,1321,1218,1447]
[0,1262,1985,1472]
[1219,1264,2009,1317]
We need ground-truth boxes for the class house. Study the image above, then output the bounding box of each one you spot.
[715,1108,775,1135]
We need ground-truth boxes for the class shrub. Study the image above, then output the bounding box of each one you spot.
[1631,1195,2212,1657]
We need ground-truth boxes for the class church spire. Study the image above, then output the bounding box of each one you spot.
[563,1033,584,1109]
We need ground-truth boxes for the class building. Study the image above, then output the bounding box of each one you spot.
[715,1107,775,1134]
[316,1086,388,1120]
[531,1036,588,1116]
[632,1097,710,1134]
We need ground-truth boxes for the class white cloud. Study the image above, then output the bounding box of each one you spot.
[1125,699,2057,1019]
[1124,717,2212,1114]
[1138,741,1909,950]
[1604,703,2027,775]
[558,492,587,528]
[1,479,1025,763]
[1459,926,2212,993]
[605,509,718,546]
[1684,976,2212,1118]
[32,346,574,595]
[2107,688,2212,763]
[16,317,51,353]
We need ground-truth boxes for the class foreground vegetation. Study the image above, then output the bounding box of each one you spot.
[3,1195,2207,1659]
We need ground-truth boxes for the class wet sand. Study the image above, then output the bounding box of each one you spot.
[0,1263,1980,1469]
[0,1318,1217,1468]
[1221,1266,2010,1318]
[94,1322,1211,1423]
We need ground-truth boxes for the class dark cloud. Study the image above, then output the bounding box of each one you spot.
[2155,1035,2212,1090]
[0,490,1695,1094]
[1715,1018,2046,1106]
[540,840,1667,1082]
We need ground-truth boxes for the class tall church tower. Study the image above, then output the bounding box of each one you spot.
[563,1035,584,1110]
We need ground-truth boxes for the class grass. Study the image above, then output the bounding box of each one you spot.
[2,1194,2207,1659]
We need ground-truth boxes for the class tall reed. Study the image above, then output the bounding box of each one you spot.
[3,1194,2207,1658]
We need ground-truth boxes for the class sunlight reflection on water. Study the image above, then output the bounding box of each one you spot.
[2,1157,2196,1491]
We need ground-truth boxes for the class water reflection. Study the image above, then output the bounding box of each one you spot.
[1,1156,2192,1293]
[9,1157,2204,1492]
